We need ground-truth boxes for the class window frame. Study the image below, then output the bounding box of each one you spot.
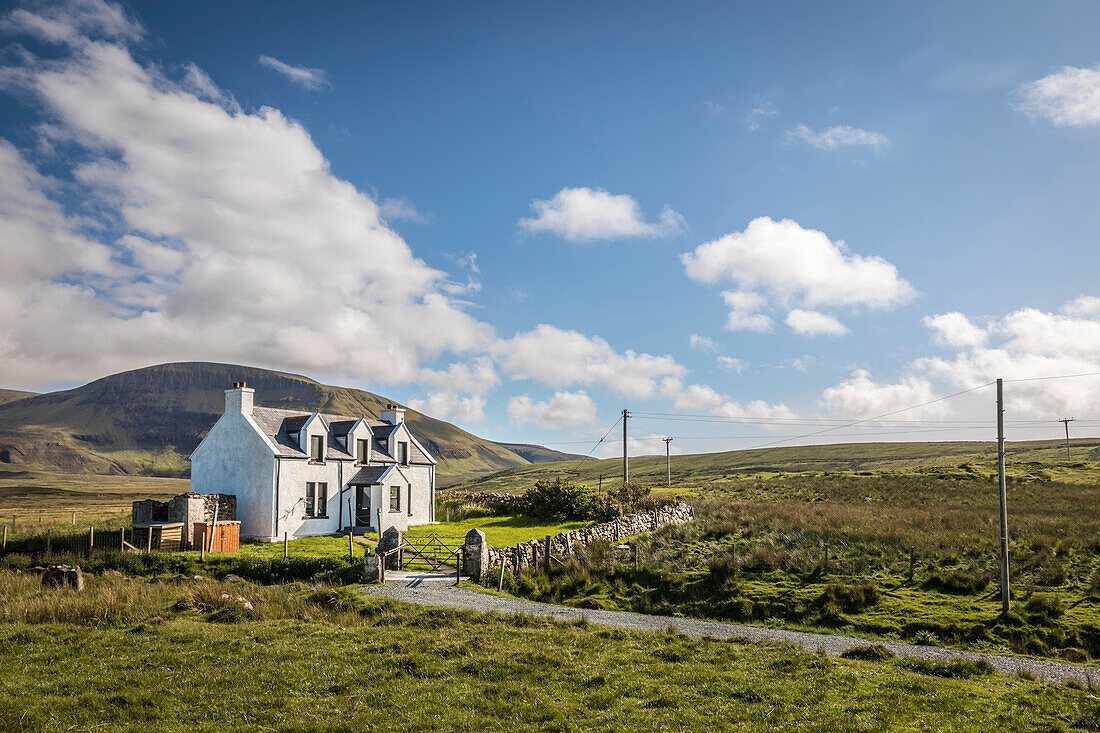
[310,434,325,463]
[356,438,369,464]
[305,481,328,518]
[389,485,401,513]
[398,441,408,466]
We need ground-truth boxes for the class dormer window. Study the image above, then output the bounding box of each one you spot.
[356,438,369,464]
[398,442,408,466]
[310,435,324,463]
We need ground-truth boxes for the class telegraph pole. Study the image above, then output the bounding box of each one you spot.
[622,409,629,483]
[1059,418,1075,459]
[996,378,1010,615]
[663,437,673,486]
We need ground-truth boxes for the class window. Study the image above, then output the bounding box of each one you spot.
[389,485,401,513]
[305,482,327,517]
[398,442,408,465]
[305,481,328,517]
[356,438,369,464]
[310,434,324,462]
[407,486,413,516]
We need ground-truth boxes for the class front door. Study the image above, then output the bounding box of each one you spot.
[355,486,371,527]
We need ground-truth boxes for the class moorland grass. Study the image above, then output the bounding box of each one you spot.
[0,571,1097,732]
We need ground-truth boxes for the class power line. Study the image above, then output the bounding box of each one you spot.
[566,415,623,475]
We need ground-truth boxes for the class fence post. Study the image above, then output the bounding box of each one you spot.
[455,549,462,586]
[348,531,354,561]
[89,526,94,553]
[46,529,51,555]
[146,527,152,552]
[283,531,288,559]
[544,535,551,572]
[2,525,6,550]
[498,554,506,591]
[71,511,76,525]
[200,532,206,561]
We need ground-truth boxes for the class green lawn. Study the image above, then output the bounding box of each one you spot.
[0,573,1097,731]
[405,511,592,548]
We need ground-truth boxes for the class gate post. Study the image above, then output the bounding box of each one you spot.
[378,527,402,570]
[463,528,487,580]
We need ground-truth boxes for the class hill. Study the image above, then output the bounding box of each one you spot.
[491,442,585,464]
[0,362,564,485]
[0,389,36,405]
[448,437,1100,494]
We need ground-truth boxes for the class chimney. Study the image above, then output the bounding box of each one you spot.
[380,403,405,425]
[225,381,254,416]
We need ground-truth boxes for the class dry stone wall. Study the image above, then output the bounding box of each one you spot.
[464,502,694,580]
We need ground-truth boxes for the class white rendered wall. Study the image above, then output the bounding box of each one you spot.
[275,458,346,539]
[189,412,276,540]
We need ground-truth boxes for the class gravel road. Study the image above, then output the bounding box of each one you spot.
[366,579,1099,685]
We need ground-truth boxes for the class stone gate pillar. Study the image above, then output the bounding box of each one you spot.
[378,526,402,570]
[463,528,487,579]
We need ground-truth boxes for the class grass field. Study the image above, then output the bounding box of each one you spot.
[1,572,1098,731]
[449,438,1100,496]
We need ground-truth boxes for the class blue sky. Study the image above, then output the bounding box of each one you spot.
[2,0,1100,456]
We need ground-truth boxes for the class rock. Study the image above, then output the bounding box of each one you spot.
[191,575,207,582]
[377,527,402,570]
[42,565,84,591]
[102,569,123,578]
[363,553,381,582]
[223,573,245,583]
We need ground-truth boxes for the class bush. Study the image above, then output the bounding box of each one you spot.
[608,482,650,513]
[1025,593,1065,622]
[923,567,989,595]
[522,478,594,520]
[820,580,879,613]
[901,658,994,679]
[841,645,895,661]
[1036,562,1067,587]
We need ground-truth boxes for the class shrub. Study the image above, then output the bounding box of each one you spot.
[820,580,879,613]
[1036,562,1067,587]
[922,567,989,595]
[901,658,994,679]
[522,478,594,520]
[608,482,650,514]
[1025,593,1065,622]
[841,645,895,661]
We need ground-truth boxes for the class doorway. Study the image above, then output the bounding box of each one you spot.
[355,486,372,528]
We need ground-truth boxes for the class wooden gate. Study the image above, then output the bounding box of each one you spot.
[401,534,463,572]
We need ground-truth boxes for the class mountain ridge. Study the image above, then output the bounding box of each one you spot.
[0,362,571,485]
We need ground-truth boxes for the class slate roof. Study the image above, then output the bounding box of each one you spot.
[249,406,434,464]
[347,464,393,485]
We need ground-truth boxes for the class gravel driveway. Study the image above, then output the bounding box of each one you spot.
[366,579,1099,685]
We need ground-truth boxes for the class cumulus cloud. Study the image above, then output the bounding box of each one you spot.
[519,187,684,242]
[407,391,486,425]
[0,3,491,387]
[1015,65,1100,127]
[689,334,717,353]
[923,312,988,348]
[712,399,797,421]
[495,324,686,399]
[684,217,913,336]
[258,55,329,90]
[507,390,598,429]
[785,309,849,337]
[598,432,682,459]
[379,196,429,224]
[717,356,743,374]
[786,124,888,152]
[821,369,941,418]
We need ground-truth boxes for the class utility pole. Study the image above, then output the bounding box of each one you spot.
[1059,418,1075,459]
[622,409,629,484]
[996,378,1010,615]
[663,437,673,486]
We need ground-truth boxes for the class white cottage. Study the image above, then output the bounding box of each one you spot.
[189,383,436,541]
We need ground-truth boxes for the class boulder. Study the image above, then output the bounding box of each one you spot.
[223,573,245,583]
[363,553,381,582]
[102,569,123,578]
[42,565,84,591]
[377,527,402,570]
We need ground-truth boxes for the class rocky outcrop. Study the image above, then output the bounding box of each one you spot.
[42,564,84,591]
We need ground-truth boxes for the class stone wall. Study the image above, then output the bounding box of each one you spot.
[441,491,525,511]
[464,502,694,579]
[132,492,237,550]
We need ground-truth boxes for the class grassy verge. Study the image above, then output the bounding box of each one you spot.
[0,571,1097,731]
[405,509,592,547]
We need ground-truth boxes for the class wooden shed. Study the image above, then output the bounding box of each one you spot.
[193,521,241,553]
[131,522,185,551]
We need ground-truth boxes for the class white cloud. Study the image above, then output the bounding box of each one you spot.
[746,102,777,131]
[379,196,429,224]
[1015,65,1100,127]
[519,187,685,242]
[496,324,686,399]
[785,309,849,337]
[923,312,988,348]
[670,382,726,410]
[786,124,888,152]
[0,6,492,387]
[258,55,329,90]
[721,290,773,332]
[417,357,499,396]
[689,334,717,352]
[821,369,941,418]
[507,391,598,429]
[598,432,682,459]
[1063,295,1100,317]
[407,391,486,425]
[2,0,141,46]
[717,356,743,374]
[712,399,797,421]
[685,217,912,338]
